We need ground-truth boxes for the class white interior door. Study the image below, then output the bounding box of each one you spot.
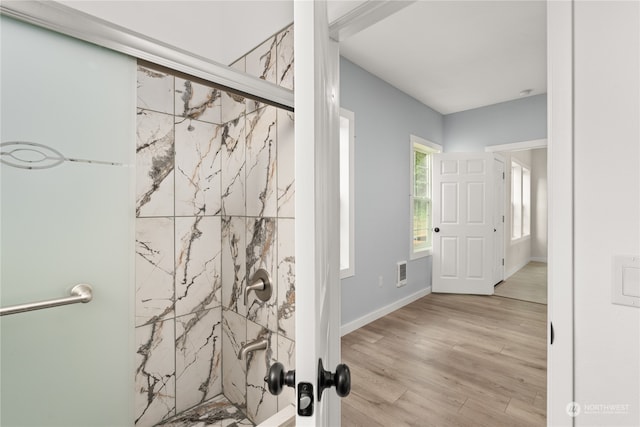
[294,2,342,425]
[432,153,495,294]
[493,157,505,285]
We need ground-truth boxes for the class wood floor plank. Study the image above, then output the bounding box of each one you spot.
[495,262,548,304]
[342,291,547,426]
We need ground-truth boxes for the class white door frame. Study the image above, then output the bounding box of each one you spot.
[492,155,506,286]
[294,1,342,425]
[485,138,548,153]
[547,1,574,425]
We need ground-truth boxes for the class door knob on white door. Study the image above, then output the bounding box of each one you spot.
[265,362,295,395]
[317,358,351,401]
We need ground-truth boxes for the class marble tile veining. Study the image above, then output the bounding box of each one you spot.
[276,108,295,218]
[221,117,246,217]
[174,119,222,217]
[157,394,252,427]
[221,91,246,125]
[175,308,223,413]
[136,319,176,426]
[245,321,277,425]
[246,218,277,333]
[246,106,277,218]
[175,216,222,317]
[276,27,294,90]
[136,217,174,327]
[222,216,247,316]
[222,309,247,409]
[138,65,174,114]
[136,109,175,217]
[276,335,296,411]
[277,219,295,340]
[245,36,277,113]
[175,78,222,124]
[136,26,296,425]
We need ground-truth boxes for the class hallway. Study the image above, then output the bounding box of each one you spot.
[495,262,547,305]
[341,293,546,426]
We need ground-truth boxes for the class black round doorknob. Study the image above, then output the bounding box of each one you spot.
[265,362,295,396]
[334,364,351,397]
[434,227,440,233]
[318,359,351,400]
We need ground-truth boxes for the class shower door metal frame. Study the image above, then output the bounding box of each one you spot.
[0,0,294,111]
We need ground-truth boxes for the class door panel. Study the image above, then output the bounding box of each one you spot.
[441,182,459,224]
[467,182,485,223]
[0,17,135,426]
[467,237,485,278]
[432,153,494,295]
[441,238,459,277]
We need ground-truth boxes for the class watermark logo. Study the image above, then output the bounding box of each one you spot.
[566,402,581,417]
[566,402,631,417]
[583,403,630,415]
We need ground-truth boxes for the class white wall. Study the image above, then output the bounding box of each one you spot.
[531,148,547,261]
[573,1,639,425]
[501,150,533,277]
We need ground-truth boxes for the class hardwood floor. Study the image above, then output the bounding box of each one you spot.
[494,262,547,304]
[341,293,547,426]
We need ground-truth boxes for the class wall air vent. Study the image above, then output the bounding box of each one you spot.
[397,261,407,287]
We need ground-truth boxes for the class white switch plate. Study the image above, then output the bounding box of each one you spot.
[612,255,640,308]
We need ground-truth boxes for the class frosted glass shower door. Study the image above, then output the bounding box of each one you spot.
[0,17,135,426]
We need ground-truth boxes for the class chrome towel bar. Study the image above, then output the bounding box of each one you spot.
[0,284,93,316]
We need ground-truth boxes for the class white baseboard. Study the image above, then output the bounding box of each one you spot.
[505,258,531,280]
[505,257,548,279]
[340,286,432,336]
[530,257,548,263]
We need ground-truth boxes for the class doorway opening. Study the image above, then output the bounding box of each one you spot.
[488,142,548,306]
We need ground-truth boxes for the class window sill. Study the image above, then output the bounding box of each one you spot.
[410,248,432,260]
[510,235,531,245]
[340,267,355,279]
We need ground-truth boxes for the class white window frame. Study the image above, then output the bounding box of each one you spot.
[510,159,531,242]
[340,108,355,279]
[410,135,442,260]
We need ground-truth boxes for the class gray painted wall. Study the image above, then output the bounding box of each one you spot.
[444,94,547,152]
[340,57,548,329]
[340,57,443,326]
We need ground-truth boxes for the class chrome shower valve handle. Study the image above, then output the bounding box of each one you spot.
[244,268,272,306]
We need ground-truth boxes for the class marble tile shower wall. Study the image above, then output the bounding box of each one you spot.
[134,26,295,426]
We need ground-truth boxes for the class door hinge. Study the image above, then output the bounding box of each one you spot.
[502,215,505,223]
[550,322,554,345]
[502,172,505,179]
[502,258,504,266]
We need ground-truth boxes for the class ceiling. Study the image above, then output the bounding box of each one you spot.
[59,1,546,115]
[338,1,547,114]
[59,0,294,65]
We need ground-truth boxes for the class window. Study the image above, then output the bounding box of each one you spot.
[410,136,441,259]
[340,109,355,278]
[511,160,531,240]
